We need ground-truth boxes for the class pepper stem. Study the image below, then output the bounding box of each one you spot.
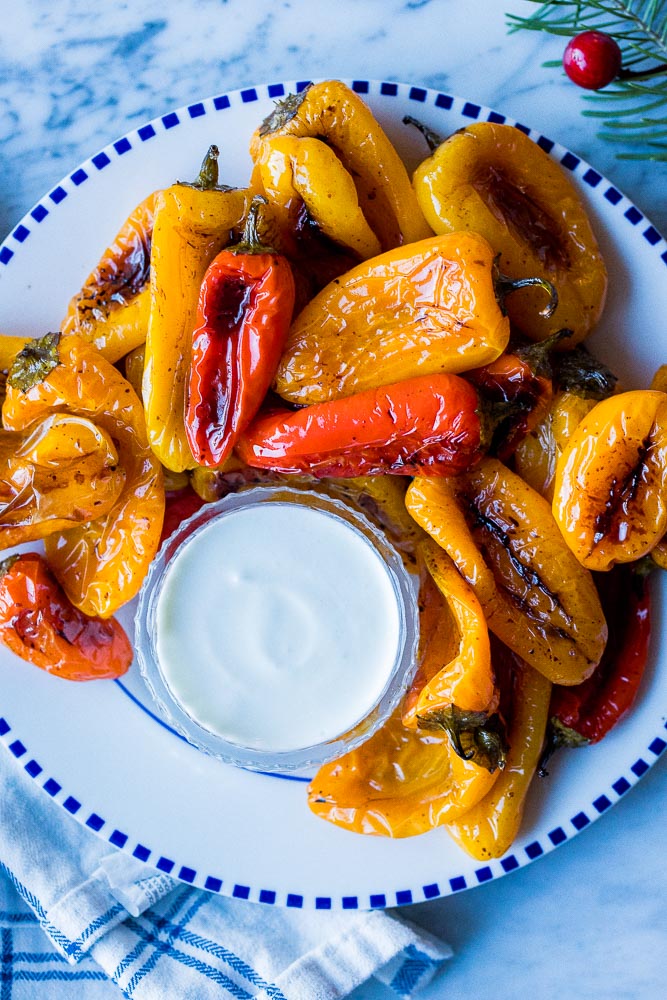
[494,262,559,319]
[538,718,589,778]
[417,704,509,773]
[8,332,61,393]
[402,114,443,152]
[229,195,275,255]
[193,145,220,189]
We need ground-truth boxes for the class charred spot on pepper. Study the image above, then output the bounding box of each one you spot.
[592,432,655,548]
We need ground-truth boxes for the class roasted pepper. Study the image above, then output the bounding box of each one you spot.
[61,191,157,363]
[553,390,667,571]
[0,413,126,549]
[0,552,132,681]
[251,80,431,253]
[307,708,499,838]
[251,135,382,260]
[409,120,607,344]
[540,564,652,771]
[142,146,249,472]
[446,653,552,859]
[237,373,484,478]
[185,197,296,467]
[403,541,507,773]
[274,232,556,405]
[3,333,164,617]
[405,459,608,686]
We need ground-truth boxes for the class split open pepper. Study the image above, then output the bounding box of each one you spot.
[142,146,249,472]
[274,231,556,405]
[553,389,667,571]
[0,413,125,549]
[0,552,132,681]
[251,80,431,254]
[405,458,608,686]
[409,120,607,344]
[3,333,164,617]
[185,197,296,467]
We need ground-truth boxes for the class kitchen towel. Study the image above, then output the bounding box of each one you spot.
[0,742,452,999]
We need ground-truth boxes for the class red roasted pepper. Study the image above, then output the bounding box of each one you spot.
[236,373,485,477]
[0,553,133,681]
[540,564,652,770]
[159,487,207,545]
[185,197,296,467]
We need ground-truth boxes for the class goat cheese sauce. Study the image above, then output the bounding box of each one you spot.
[154,502,402,752]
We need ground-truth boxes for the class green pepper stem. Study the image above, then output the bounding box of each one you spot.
[8,332,61,393]
[494,266,559,319]
[193,145,220,189]
[417,704,508,773]
[230,195,276,255]
[402,115,443,152]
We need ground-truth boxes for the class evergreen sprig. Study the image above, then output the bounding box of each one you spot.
[507,1,667,159]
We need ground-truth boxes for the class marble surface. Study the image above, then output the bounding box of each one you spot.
[1,0,666,997]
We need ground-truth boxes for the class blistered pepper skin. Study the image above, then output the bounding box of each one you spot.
[61,192,157,363]
[0,552,132,682]
[515,390,597,501]
[0,414,125,549]
[307,709,498,838]
[251,80,431,253]
[553,390,667,571]
[446,657,552,860]
[237,373,484,478]
[3,334,164,617]
[412,122,607,344]
[274,232,510,405]
[406,459,608,686]
[142,164,249,472]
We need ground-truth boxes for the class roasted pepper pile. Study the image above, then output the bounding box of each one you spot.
[0,80,659,863]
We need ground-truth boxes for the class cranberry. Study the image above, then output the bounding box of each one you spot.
[563,30,623,90]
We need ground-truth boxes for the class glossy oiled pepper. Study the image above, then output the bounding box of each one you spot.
[405,458,608,686]
[251,135,382,260]
[274,232,556,405]
[403,541,507,773]
[237,373,484,478]
[540,565,652,771]
[3,333,164,617]
[307,708,499,838]
[185,198,296,467]
[553,390,667,571]
[446,654,552,860]
[410,120,607,344]
[61,191,157,363]
[251,80,431,253]
[515,390,597,502]
[0,552,132,681]
[0,413,125,549]
[142,146,249,472]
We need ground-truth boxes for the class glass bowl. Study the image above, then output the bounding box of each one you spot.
[135,485,420,772]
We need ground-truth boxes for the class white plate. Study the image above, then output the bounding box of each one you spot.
[1,79,666,911]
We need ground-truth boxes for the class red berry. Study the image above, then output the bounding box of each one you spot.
[563,31,622,90]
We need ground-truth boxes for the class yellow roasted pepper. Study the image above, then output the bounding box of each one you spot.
[274,232,514,405]
[251,80,432,252]
[411,121,607,344]
[405,459,608,686]
[141,147,249,472]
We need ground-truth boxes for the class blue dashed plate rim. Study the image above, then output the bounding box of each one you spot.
[0,79,666,910]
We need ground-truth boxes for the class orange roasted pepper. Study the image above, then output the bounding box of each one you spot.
[411,121,607,344]
[251,80,431,254]
[405,458,607,686]
[553,389,667,570]
[446,653,552,860]
[274,232,514,405]
[307,708,499,838]
[0,413,125,550]
[403,542,506,773]
[61,191,157,363]
[3,333,164,617]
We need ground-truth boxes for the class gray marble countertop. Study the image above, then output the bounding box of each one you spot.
[1,1,666,997]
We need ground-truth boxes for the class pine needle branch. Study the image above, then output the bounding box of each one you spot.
[507,1,667,159]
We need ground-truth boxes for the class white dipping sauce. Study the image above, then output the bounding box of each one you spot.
[155,503,402,752]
